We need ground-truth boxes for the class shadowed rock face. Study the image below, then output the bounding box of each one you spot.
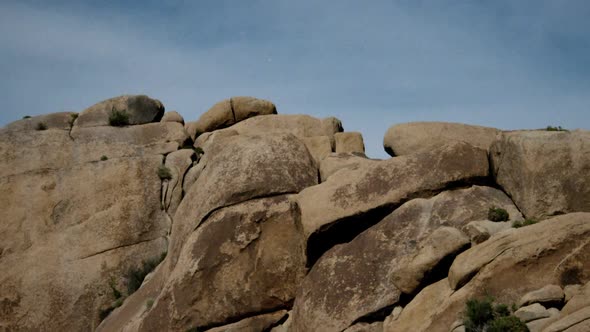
[291,186,521,332]
[490,130,590,219]
[383,121,500,157]
[75,95,165,127]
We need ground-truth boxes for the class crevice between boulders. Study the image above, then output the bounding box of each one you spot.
[487,151,527,219]
[229,98,237,123]
[305,176,492,268]
[262,312,290,332]
[76,236,164,260]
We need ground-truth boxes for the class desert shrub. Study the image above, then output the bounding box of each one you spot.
[513,219,538,228]
[23,115,31,119]
[546,126,567,132]
[193,146,204,155]
[488,207,509,222]
[108,108,129,126]
[463,297,529,332]
[487,316,529,332]
[69,113,79,126]
[146,298,154,310]
[157,165,173,180]
[100,155,108,161]
[35,122,48,130]
[125,252,167,295]
[99,297,124,321]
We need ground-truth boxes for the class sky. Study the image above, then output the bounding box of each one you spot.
[1,1,589,158]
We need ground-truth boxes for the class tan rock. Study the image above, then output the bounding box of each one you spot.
[302,135,332,166]
[335,132,365,153]
[138,196,306,331]
[462,220,513,244]
[490,130,590,219]
[75,95,165,127]
[543,306,590,332]
[515,303,551,322]
[564,284,582,303]
[4,112,78,131]
[343,321,383,332]
[561,281,590,316]
[519,285,564,307]
[526,308,560,332]
[391,227,470,294]
[189,96,277,139]
[270,312,292,332]
[384,213,590,332]
[161,111,184,124]
[319,152,374,182]
[291,185,520,332]
[383,122,500,156]
[162,149,195,215]
[204,310,289,332]
[296,142,489,246]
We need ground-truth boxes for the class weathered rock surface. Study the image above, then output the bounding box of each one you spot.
[490,130,590,219]
[335,132,365,153]
[391,227,470,294]
[3,112,78,131]
[543,306,590,332]
[297,142,490,250]
[204,310,289,332]
[515,303,551,322]
[319,152,373,182]
[138,196,306,331]
[519,285,564,307]
[161,111,184,124]
[75,95,165,127]
[343,321,384,332]
[162,149,195,215]
[302,135,332,166]
[462,220,513,244]
[187,96,277,139]
[0,155,170,331]
[385,213,590,332]
[383,122,500,156]
[291,185,521,332]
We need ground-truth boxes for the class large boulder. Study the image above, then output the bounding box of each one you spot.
[75,95,165,127]
[384,213,590,332]
[383,122,500,157]
[162,149,196,215]
[490,130,590,219]
[0,154,170,331]
[187,96,277,139]
[290,185,522,332]
[319,152,374,182]
[296,141,490,260]
[335,132,365,153]
[160,111,184,124]
[137,196,306,331]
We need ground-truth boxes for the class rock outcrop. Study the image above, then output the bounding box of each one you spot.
[1,95,589,332]
[383,121,500,156]
[490,130,590,219]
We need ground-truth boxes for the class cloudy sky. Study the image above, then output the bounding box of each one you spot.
[1,1,589,158]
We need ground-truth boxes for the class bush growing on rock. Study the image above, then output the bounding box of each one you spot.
[35,122,47,130]
[463,297,528,332]
[546,125,568,132]
[125,252,166,295]
[108,108,130,126]
[488,207,509,222]
[512,219,538,228]
[157,165,173,180]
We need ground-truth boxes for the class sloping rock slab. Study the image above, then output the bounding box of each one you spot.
[490,130,590,219]
[290,185,520,332]
[138,196,306,331]
[204,310,288,332]
[3,112,78,131]
[75,95,165,127]
[383,122,500,157]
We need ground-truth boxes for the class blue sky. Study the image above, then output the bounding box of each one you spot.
[1,1,589,158]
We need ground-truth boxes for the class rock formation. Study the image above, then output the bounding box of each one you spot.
[0,95,588,332]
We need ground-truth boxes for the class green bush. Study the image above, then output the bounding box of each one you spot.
[546,126,567,132]
[513,219,538,228]
[146,298,154,310]
[35,122,48,131]
[193,146,204,155]
[463,297,529,332]
[69,113,79,126]
[108,108,130,126]
[488,207,509,222]
[100,155,108,161]
[157,165,173,180]
[125,252,167,295]
[23,115,31,119]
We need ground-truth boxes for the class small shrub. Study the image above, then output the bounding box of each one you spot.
[546,125,568,132]
[35,122,48,131]
[146,298,154,310]
[513,219,538,228]
[488,207,509,222]
[125,252,167,295]
[157,165,173,180]
[193,146,204,155]
[23,115,31,119]
[100,155,108,161]
[108,108,130,126]
[464,297,494,330]
[109,278,122,299]
[69,113,79,126]
[487,316,529,332]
